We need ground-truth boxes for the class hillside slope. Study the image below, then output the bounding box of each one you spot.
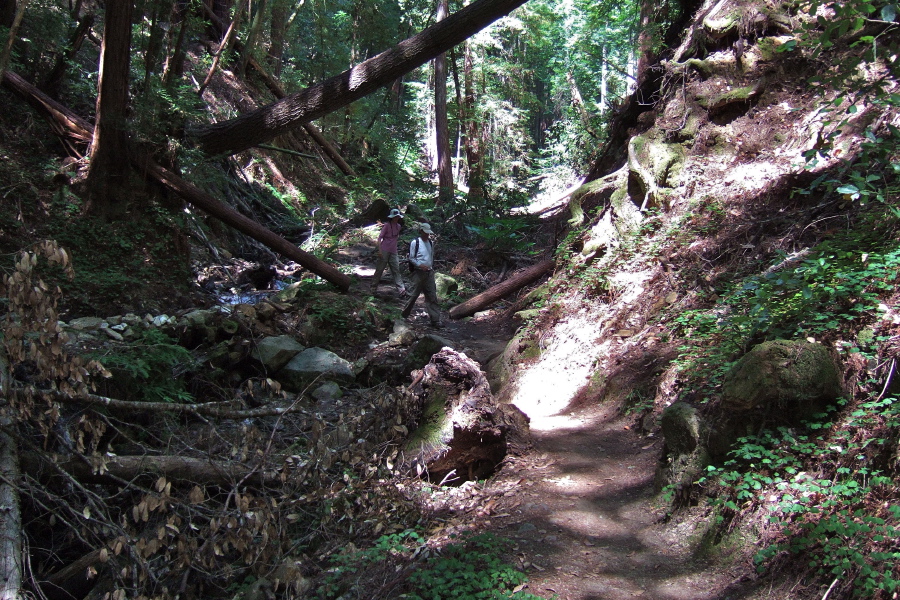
[493,0,900,597]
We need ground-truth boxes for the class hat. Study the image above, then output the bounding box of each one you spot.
[419,223,434,235]
[387,208,403,219]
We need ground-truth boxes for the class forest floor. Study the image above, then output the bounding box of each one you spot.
[356,248,779,600]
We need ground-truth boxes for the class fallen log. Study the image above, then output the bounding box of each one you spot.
[402,348,530,484]
[21,453,280,487]
[246,56,357,178]
[1,69,352,292]
[449,259,555,320]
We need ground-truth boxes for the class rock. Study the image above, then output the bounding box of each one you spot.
[278,348,355,392]
[312,381,343,402]
[389,318,418,346]
[274,282,302,302]
[721,339,843,416]
[660,402,704,456]
[100,326,124,341]
[435,272,458,300]
[68,317,105,331]
[252,335,306,373]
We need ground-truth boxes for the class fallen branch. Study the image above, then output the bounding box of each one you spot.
[449,259,555,320]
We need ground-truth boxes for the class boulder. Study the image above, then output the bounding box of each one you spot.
[721,339,843,416]
[311,381,343,402]
[278,348,355,392]
[660,402,704,456]
[252,335,306,373]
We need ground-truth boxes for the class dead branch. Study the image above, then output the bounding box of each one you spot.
[8,385,305,419]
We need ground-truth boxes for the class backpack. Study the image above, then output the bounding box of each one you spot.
[407,238,420,273]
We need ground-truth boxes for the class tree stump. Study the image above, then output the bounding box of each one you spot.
[402,348,530,484]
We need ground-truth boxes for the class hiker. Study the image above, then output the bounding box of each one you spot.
[402,223,442,327]
[371,208,407,295]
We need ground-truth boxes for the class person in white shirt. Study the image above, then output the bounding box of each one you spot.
[401,223,442,327]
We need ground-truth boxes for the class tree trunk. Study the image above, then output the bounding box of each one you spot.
[0,0,28,81]
[192,0,530,157]
[1,69,353,291]
[449,259,554,320]
[0,353,24,600]
[0,0,14,28]
[267,0,287,77]
[42,13,95,98]
[402,349,530,484]
[463,42,484,205]
[162,0,189,87]
[237,0,266,77]
[198,0,246,96]
[434,0,453,206]
[246,57,357,177]
[86,0,134,217]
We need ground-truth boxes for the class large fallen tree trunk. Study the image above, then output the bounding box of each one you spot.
[449,259,554,320]
[247,57,357,178]
[402,348,530,484]
[1,70,352,292]
[192,0,530,156]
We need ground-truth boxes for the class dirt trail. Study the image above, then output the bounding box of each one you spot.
[486,404,754,600]
[360,247,756,600]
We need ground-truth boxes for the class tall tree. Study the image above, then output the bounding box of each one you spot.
[462,41,484,204]
[192,0,530,157]
[86,0,134,216]
[434,0,453,206]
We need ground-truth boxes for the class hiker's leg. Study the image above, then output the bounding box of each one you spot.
[402,271,425,317]
[422,271,441,324]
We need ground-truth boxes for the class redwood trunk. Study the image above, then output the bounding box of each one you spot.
[247,57,357,177]
[434,0,453,206]
[192,0,530,156]
[449,259,554,320]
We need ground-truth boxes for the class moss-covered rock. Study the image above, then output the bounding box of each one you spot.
[722,339,844,416]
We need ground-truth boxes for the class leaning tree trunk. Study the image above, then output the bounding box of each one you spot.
[192,0,530,156]
[0,352,23,600]
[449,259,554,320]
[402,349,530,485]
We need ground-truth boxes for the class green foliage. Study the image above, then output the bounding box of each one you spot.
[89,328,196,403]
[318,531,547,600]
[701,396,900,596]
[407,533,546,600]
[465,215,538,253]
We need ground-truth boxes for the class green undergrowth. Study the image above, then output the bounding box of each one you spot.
[699,394,900,597]
[667,207,900,404]
[87,328,197,403]
[317,531,549,600]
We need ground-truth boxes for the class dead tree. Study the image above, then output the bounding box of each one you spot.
[449,259,554,320]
